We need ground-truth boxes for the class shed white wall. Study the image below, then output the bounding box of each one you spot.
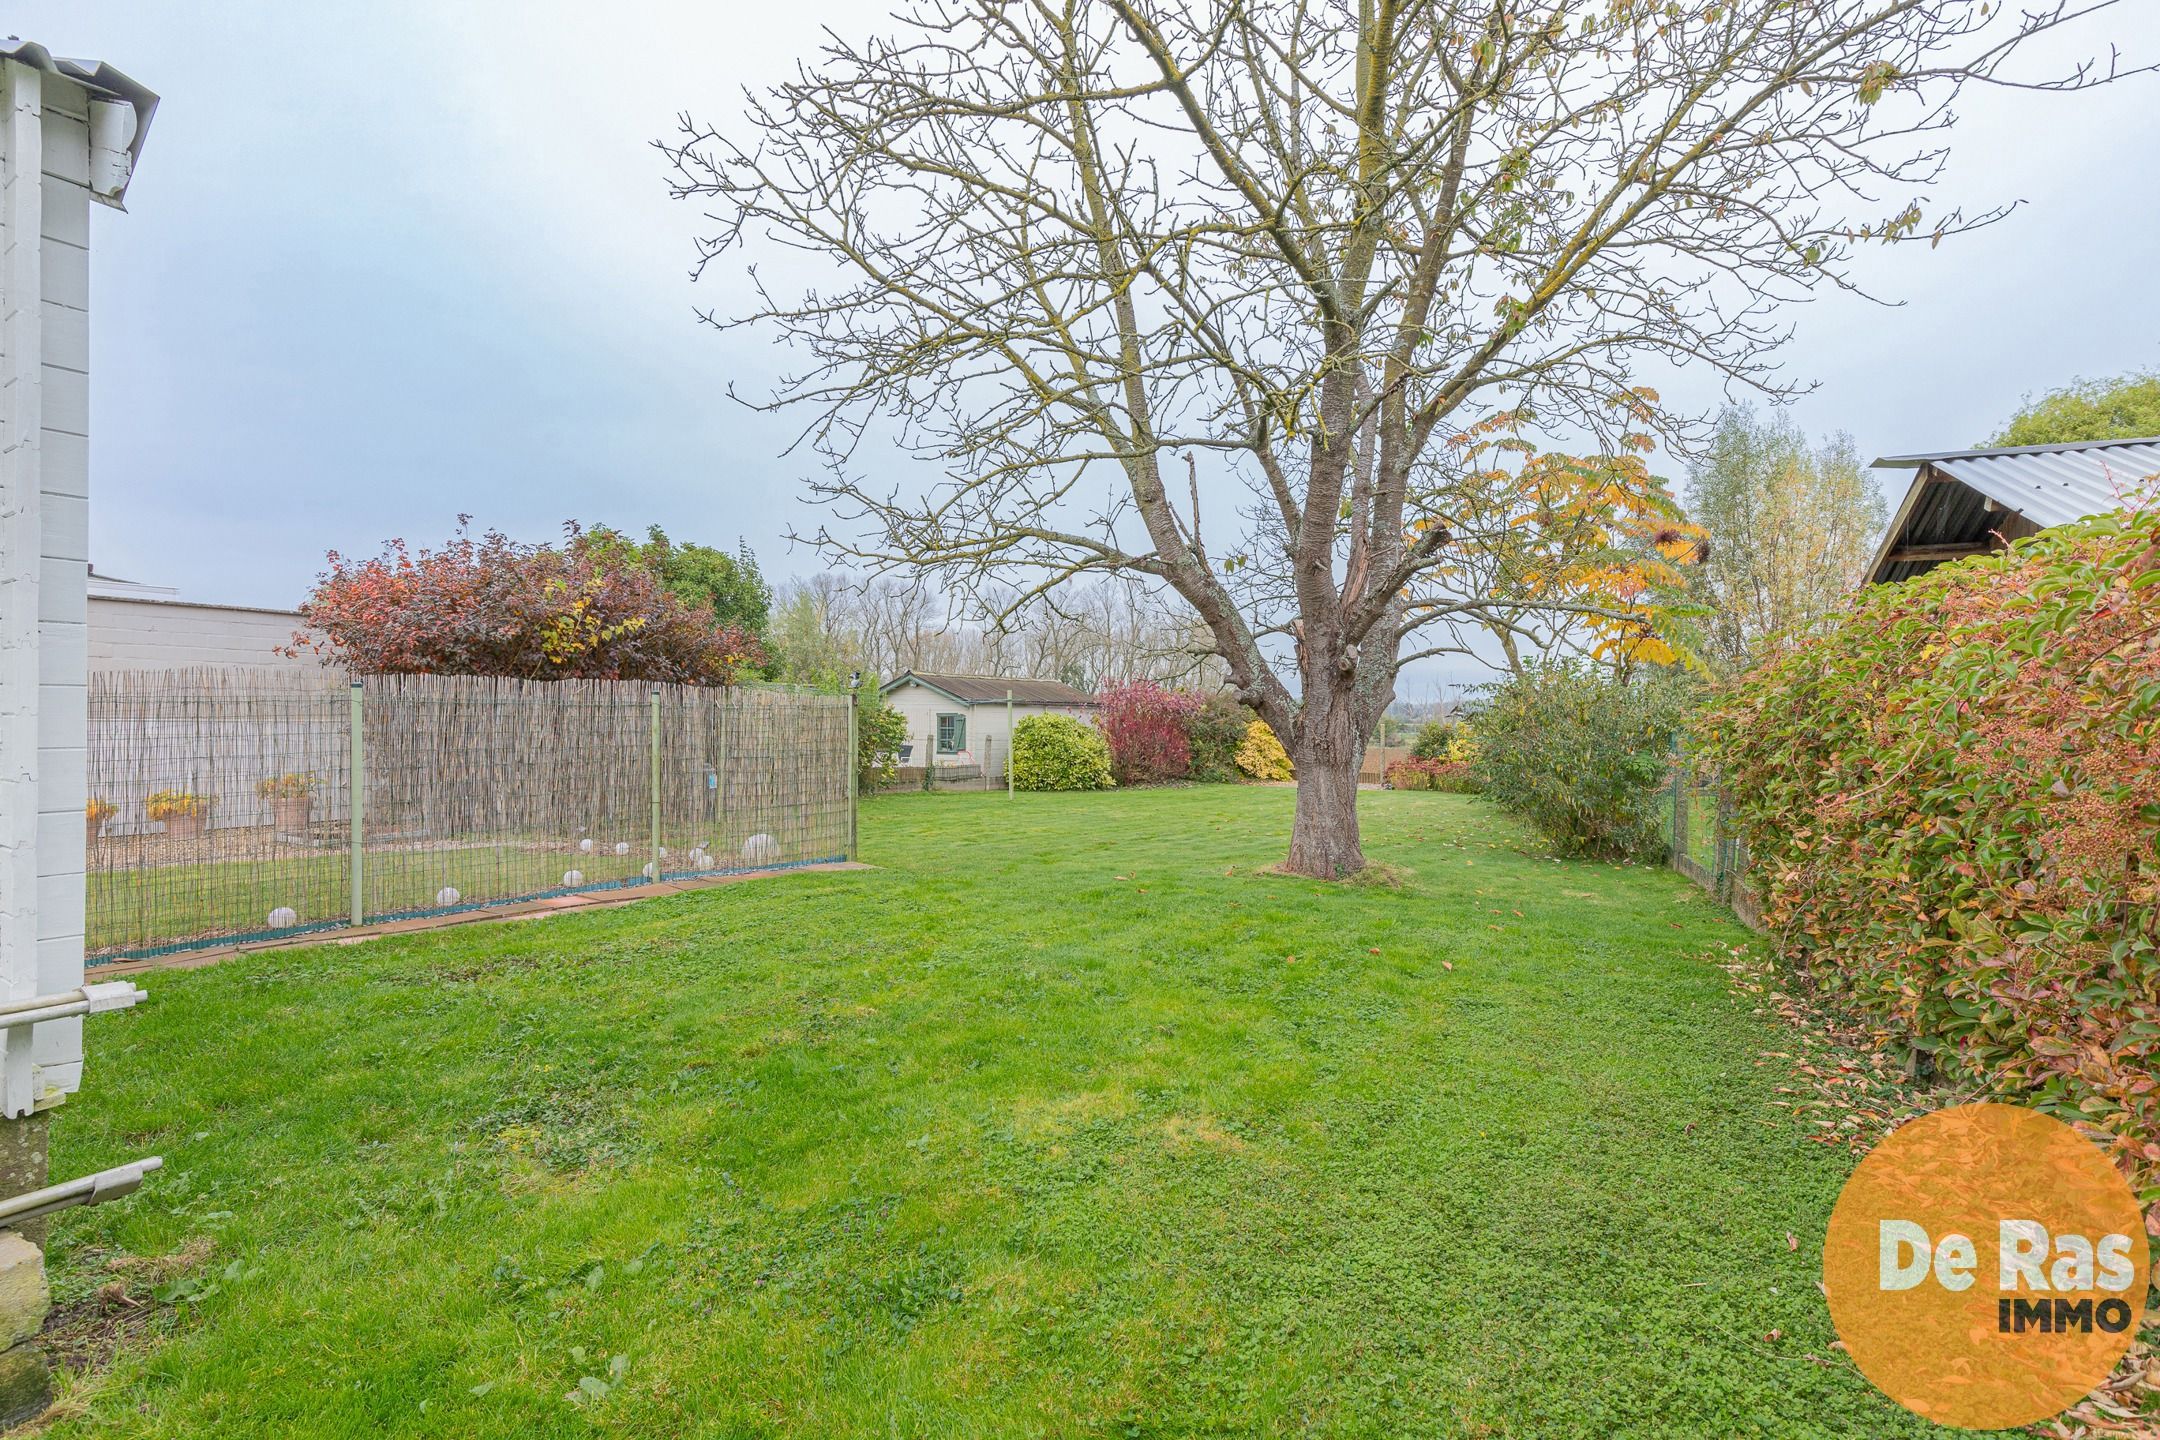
[89,598,315,672]
[0,63,93,1108]
[881,681,1091,765]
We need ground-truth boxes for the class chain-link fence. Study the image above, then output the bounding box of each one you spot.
[1664,740,1761,928]
[85,669,854,962]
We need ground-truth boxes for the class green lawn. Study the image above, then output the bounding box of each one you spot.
[42,787,1969,1437]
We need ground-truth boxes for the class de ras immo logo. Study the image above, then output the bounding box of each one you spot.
[1823,1103,2151,1430]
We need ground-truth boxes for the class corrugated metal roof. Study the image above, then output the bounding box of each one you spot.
[1867,437,2160,584]
[881,671,1094,706]
[1925,441,2160,530]
[0,39,158,201]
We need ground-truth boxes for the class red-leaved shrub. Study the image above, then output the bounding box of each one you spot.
[1095,680,1202,786]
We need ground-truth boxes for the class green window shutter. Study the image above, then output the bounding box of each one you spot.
[937,713,967,754]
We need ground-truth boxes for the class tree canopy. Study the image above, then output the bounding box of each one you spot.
[586,525,773,637]
[1684,407,1885,670]
[1990,370,2160,448]
[667,0,2125,875]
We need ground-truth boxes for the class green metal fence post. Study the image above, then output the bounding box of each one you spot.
[1669,736,1685,870]
[348,680,364,927]
[1006,689,1014,797]
[649,686,663,883]
[846,680,860,860]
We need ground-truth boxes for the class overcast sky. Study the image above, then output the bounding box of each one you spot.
[21,2,2160,684]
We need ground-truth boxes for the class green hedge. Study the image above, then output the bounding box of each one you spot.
[1011,714,1114,792]
[1701,514,2160,1211]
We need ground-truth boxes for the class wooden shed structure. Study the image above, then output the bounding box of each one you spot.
[1867,436,2160,585]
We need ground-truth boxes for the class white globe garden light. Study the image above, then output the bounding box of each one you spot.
[267,906,298,929]
[613,841,631,856]
[436,887,461,907]
[562,869,584,887]
[578,837,595,854]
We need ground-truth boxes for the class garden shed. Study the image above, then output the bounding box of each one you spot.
[1866,435,2160,585]
[880,671,1094,775]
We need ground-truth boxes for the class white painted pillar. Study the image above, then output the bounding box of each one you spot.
[0,59,50,1119]
[0,62,95,1115]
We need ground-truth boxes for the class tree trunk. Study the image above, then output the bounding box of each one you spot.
[1282,679,1368,878]
[1286,741,1364,878]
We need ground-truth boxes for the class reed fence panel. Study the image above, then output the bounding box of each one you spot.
[85,669,851,962]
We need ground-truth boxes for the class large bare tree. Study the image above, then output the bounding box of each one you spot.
[665,0,2129,876]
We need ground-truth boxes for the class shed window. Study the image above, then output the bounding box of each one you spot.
[936,713,967,754]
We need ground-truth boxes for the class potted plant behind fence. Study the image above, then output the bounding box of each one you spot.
[85,797,115,849]
[256,773,319,837]
[145,790,213,842]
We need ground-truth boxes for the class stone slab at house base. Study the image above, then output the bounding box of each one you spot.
[0,1233,50,1427]
[0,1122,46,1250]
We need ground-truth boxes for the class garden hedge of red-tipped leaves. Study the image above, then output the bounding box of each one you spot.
[1701,513,2160,1217]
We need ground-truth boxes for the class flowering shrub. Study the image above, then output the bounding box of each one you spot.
[292,520,766,684]
[85,797,116,825]
[1384,757,1480,793]
[1702,513,2160,1211]
[1095,680,1202,785]
[1472,663,1689,859]
[1233,719,1293,781]
[1011,714,1114,791]
[255,773,319,799]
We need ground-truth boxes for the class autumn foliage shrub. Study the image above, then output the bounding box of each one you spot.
[1233,719,1293,781]
[1095,680,1202,785]
[293,521,766,684]
[1011,714,1114,792]
[1409,720,1476,764]
[1701,514,2160,1210]
[1384,757,1480,793]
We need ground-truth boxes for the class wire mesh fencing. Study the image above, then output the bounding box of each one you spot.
[883,732,1011,793]
[86,669,854,962]
[1663,739,1761,929]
